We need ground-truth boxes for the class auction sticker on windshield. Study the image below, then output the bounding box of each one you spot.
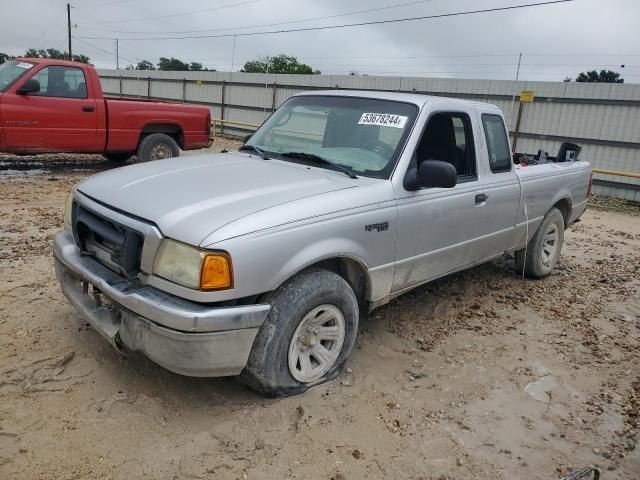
[358,113,408,129]
[16,63,34,69]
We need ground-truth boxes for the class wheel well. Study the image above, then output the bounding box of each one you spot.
[139,123,184,148]
[553,198,572,226]
[301,258,370,311]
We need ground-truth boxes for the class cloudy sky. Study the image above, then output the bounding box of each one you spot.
[1,0,639,82]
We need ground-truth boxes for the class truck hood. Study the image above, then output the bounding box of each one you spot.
[77,152,368,246]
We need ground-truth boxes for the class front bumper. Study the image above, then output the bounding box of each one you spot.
[53,230,270,377]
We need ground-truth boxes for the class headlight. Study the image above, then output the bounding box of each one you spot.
[153,239,232,290]
[64,192,73,226]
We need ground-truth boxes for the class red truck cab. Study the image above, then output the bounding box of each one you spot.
[0,58,211,163]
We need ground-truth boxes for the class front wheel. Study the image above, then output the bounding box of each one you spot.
[241,269,359,397]
[136,133,180,162]
[515,207,565,279]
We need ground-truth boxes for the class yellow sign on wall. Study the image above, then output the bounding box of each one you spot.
[520,90,535,102]
[196,80,203,85]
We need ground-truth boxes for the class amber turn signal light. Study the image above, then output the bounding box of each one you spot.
[200,254,233,290]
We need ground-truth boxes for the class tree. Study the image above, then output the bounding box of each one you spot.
[45,48,67,60]
[0,52,15,65]
[138,60,156,70]
[189,62,203,71]
[72,54,91,64]
[158,57,190,71]
[575,69,624,83]
[23,48,90,64]
[241,54,319,74]
[125,60,155,70]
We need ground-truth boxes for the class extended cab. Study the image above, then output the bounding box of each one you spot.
[0,58,211,163]
[53,91,592,396]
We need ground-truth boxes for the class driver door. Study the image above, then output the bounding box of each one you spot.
[392,109,487,291]
[3,65,98,152]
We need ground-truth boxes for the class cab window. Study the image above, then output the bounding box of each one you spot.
[415,112,477,180]
[30,66,87,99]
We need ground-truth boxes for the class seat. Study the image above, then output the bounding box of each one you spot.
[417,114,465,174]
[323,110,379,149]
[75,82,87,98]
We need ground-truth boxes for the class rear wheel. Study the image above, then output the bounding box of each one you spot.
[241,269,359,397]
[137,133,180,162]
[103,153,132,165]
[515,207,565,279]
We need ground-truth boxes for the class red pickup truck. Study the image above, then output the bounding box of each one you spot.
[0,58,211,163]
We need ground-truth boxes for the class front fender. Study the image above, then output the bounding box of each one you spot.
[209,209,397,302]
[275,238,371,292]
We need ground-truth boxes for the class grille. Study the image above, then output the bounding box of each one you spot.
[72,203,144,278]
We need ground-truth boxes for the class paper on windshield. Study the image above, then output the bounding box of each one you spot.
[358,113,408,129]
[16,62,34,70]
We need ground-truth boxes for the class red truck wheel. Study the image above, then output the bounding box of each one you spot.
[137,133,180,162]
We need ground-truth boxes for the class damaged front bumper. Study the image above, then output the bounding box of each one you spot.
[53,229,270,377]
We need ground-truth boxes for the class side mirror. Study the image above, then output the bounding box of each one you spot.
[404,160,457,191]
[17,79,40,95]
[243,133,253,144]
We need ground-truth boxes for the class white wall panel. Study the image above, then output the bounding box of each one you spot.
[556,103,606,139]
[523,81,568,98]
[186,82,222,104]
[600,106,640,143]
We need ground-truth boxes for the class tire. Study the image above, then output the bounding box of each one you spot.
[515,207,565,279]
[103,153,132,165]
[136,133,180,162]
[241,269,359,397]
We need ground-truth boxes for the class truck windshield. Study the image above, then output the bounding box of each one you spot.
[247,95,418,179]
[0,60,35,93]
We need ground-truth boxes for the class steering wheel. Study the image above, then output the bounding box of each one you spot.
[371,141,395,158]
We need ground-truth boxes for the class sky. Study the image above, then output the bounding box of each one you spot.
[1,0,639,83]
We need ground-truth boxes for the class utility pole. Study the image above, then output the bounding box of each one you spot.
[515,52,523,82]
[230,34,237,74]
[509,52,523,130]
[67,3,72,60]
[115,39,119,69]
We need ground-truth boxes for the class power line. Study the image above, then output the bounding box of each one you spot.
[196,53,639,62]
[75,0,137,7]
[305,62,638,68]
[72,35,137,64]
[76,0,577,41]
[300,53,640,59]
[520,53,640,57]
[79,0,263,25]
[80,0,437,35]
[321,70,640,77]
[71,36,113,56]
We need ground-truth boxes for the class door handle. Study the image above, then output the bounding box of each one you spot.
[82,106,95,112]
[475,193,488,204]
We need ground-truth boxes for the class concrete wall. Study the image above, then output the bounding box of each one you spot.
[97,69,640,201]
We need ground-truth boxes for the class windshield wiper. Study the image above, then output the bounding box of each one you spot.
[239,144,270,160]
[279,152,358,179]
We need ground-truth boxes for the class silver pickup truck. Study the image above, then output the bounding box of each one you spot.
[54,91,592,396]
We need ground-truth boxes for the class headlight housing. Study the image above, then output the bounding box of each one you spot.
[64,191,73,226]
[153,239,232,291]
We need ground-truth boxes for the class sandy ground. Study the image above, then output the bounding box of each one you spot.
[0,145,639,480]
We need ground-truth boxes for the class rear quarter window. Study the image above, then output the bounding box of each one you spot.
[482,114,512,173]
